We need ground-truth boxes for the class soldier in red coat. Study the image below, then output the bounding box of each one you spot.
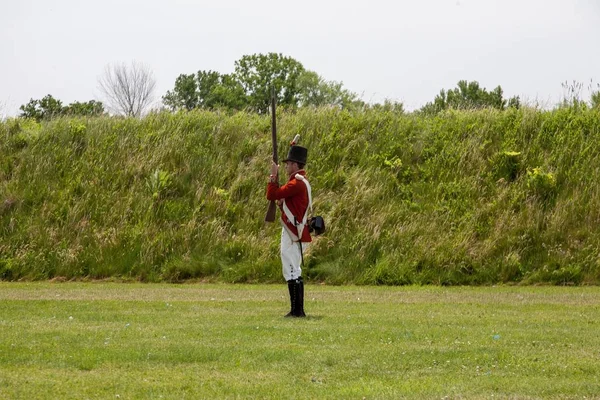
[266,145,312,317]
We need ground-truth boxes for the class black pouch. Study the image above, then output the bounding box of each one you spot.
[308,216,326,235]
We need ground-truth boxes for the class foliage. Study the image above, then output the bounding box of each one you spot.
[19,95,104,121]
[1,106,600,284]
[507,95,521,109]
[233,53,305,113]
[366,99,404,113]
[560,80,600,110]
[296,70,362,109]
[197,70,248,110]
[560,80,587,109]
[147,168,172,200]
[591,90,600,109]
[63,100,105,117]
[420,80,520,115]
[490,151,521,182]
[526,167,557,203]
[19,95,63,121]
[163,71,248,111]
[162,74,198,111]
[162,53,366,113]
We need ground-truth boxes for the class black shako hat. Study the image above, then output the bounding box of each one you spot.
[283,145,308,165]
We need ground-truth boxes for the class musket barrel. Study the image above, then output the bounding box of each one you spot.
[265,88,278,223]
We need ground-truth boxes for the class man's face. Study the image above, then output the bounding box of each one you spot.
[284,161,297,176]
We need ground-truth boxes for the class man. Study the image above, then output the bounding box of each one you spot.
[266,144,312,317]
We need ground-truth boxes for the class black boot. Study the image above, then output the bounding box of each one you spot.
[294,277,306,317]
[285,280,296,317]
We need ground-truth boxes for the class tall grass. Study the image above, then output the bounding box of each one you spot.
[1,106,600,284]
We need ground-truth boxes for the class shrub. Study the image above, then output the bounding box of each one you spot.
[526,167,557,203]
[490,151,522,182]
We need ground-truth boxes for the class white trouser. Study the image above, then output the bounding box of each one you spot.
[280,228,309,281]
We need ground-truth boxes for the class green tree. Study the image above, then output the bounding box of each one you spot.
[19,94,64,121]
[197,71,247,110]
[420,80,519,115]
[64,100,105,117]
[20,96,104,121]
[162,74,198,111]
[162,53,361,113]
[19,99,43,121]
[507,96,521,110]
[163,71,247,111]
[297,70,361,109]
[234,53,305,113]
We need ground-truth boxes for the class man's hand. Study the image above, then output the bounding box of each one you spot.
[270,161,279,177]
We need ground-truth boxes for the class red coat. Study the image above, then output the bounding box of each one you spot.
[266,170,312,242]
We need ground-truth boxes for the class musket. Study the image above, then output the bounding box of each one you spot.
[264,88,278,223]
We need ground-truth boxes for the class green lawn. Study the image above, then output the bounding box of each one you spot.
[1,283,599,399]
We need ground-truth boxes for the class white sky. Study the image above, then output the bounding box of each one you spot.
[1,0,600,116]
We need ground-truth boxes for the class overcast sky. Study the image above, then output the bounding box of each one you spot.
[1,0,600,116]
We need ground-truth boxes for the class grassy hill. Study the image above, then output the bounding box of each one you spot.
[1,106,600,284]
